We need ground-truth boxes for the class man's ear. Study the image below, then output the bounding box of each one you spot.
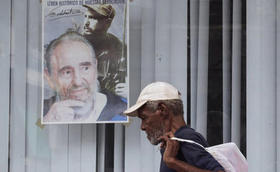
[158,103,169,118]
[44,69,56,90]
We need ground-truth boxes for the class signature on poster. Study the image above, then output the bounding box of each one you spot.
[46,7,82,20]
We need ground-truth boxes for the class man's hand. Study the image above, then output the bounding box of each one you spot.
[44,100,85,122]
[159,132,221,172]
[159,132,180,167]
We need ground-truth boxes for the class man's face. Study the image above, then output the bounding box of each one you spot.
[83,10,98,35]
[138,105,166,145]
[50,40,96,102]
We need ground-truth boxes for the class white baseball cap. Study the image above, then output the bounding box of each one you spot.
[124,82,181,117]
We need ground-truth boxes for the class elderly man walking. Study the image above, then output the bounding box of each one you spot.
[124,82,224,172]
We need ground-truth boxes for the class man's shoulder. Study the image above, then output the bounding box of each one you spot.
[84,32,121,43]
[84,32,124,54]
[97,90,127,121]
[105,33,121,41]
[174,126,196,137]
[105,33,124,49]
[175,126,209,147]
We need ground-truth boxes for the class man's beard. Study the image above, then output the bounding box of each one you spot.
[73,98,94,120]
[83,25,98,35]
[83,26,94,35]
[147,126,166,145]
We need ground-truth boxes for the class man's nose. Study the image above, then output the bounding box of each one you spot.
[141,121,146,131]
[85,20,90,27]
[73,72,83,86]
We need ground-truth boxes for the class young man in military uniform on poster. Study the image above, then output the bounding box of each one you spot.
[82,4,127,97]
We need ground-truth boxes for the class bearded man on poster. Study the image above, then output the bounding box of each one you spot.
[43,31,127,123]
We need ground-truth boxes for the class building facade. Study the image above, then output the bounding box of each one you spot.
[0,0,279,171]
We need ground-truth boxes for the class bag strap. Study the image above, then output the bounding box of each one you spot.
[171,137,206,149]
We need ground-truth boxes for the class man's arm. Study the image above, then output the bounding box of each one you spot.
[160,132,224,172]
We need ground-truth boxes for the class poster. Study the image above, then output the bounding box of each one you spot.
[41,0,128,124]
